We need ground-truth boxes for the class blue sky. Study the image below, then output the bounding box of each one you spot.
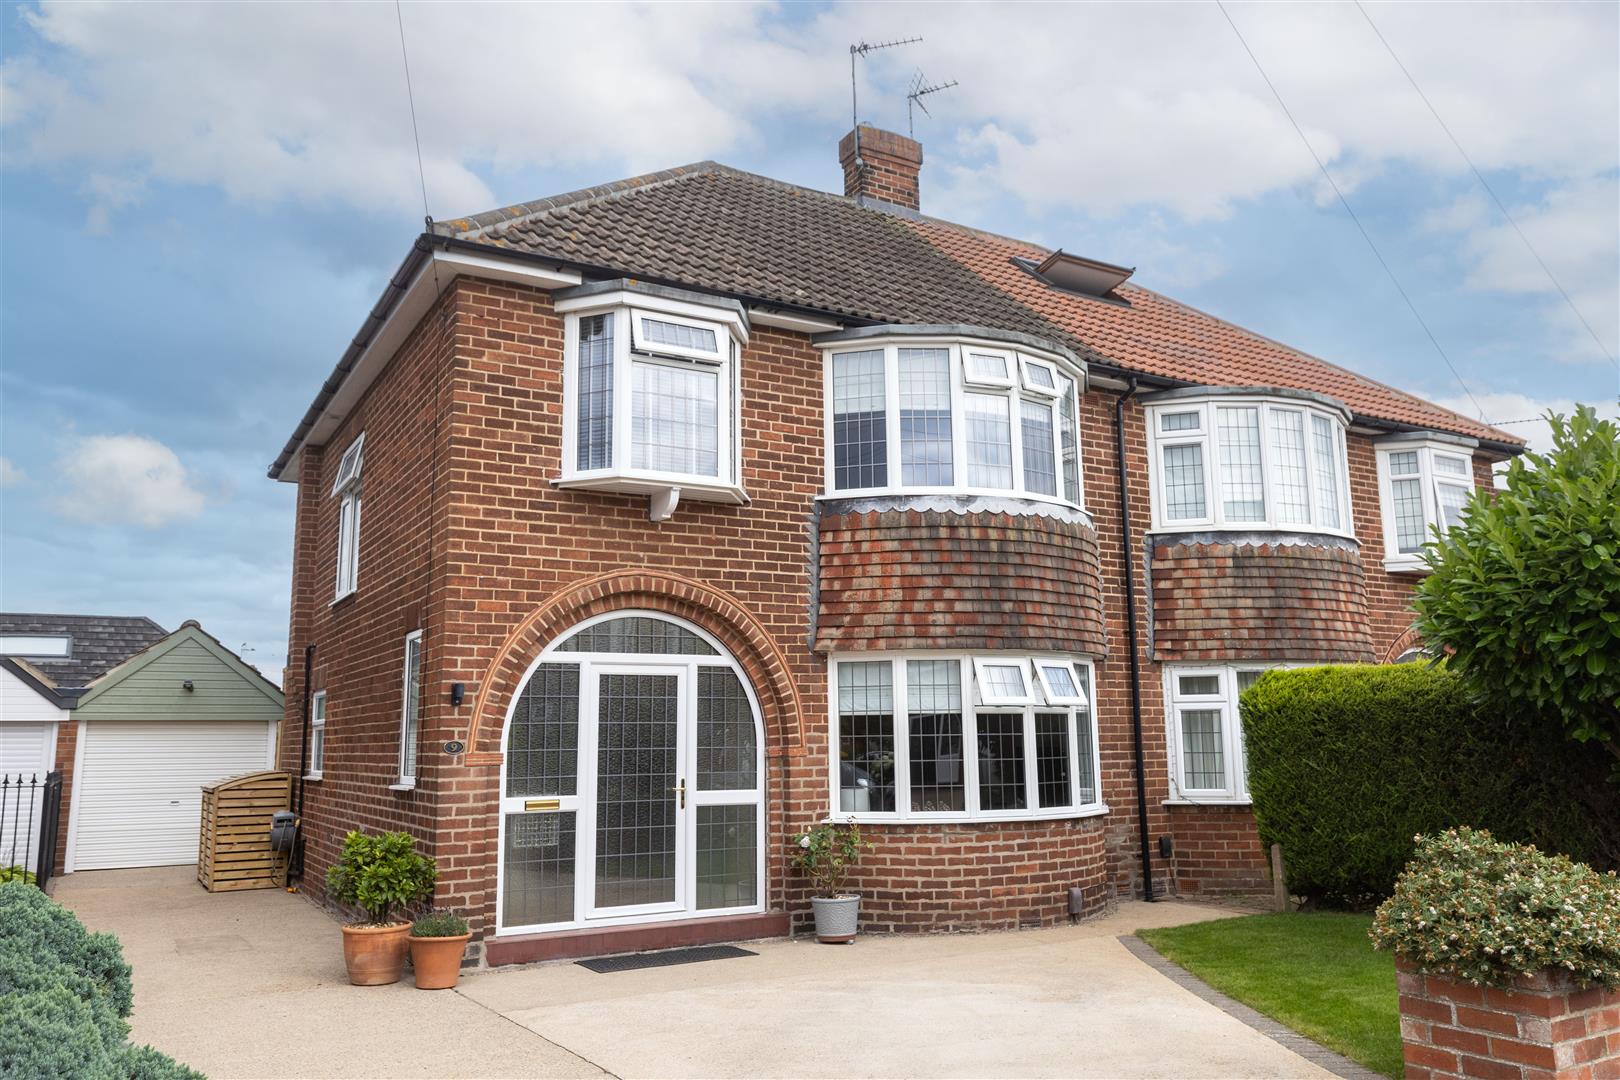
[2,1,1616,683]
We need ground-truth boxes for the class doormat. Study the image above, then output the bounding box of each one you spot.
[575,944,757,973]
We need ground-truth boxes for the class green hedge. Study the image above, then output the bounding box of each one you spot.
[1242,664,1620,907]
[0,882,202,1080]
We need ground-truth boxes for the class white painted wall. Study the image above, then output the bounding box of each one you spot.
[0,665,69,724]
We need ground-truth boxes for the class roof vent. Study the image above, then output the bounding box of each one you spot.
[1030,250,1134,298]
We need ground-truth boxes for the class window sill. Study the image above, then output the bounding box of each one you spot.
[1162,797,1252,808]
[553,473,749,506]
[1147,525,1358,544]
[824,803,1109,826]
[303,773,323,782]
[330,589,358,609]
[1382,556,1431,575]
[817,489,1087,515]
[387,782,415,793]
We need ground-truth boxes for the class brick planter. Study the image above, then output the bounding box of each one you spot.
[1396,958,1620,1080]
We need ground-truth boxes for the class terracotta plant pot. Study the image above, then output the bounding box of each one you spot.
[409,932,472,990]
[340,923,412,986]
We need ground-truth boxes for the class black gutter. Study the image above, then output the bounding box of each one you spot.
[1114,377,1156,902]
[295,644,315,819]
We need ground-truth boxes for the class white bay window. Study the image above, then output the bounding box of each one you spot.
[557,286,748,517]
[822,332,1086,507]
[831,653,1103,822]
[1375,436,1478,572]
[1145,391,1351,535]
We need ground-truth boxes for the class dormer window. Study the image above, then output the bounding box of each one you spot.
[1143,389,1351,536]
[1375,435,1478,573]
[332,433,364,600]
[819,328,1087,507]
[555,284,748,519]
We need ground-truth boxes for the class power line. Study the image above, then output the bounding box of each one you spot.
[1214,0,1487,420]
[394,0,432,227]
[1354,0,1617,369]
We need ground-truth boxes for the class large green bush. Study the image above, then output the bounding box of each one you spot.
[1243,664,1619,906]
[0,882,201,1079]
[1415,406,1620,762]
[1371,827,1620,988]
[325,830,437,926]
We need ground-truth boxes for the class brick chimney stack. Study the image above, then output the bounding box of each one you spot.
[839,125,923,211]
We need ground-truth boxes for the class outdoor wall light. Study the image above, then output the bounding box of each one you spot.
[181,679,195,692]
[449,682,465,707]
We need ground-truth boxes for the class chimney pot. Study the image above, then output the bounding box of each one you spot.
[838,125,923,211]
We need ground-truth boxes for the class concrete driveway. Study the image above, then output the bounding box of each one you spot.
[56,867,1333,1079]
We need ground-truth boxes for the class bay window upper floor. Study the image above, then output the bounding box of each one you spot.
[817,327,1087,509]
[1144,387,1353,537]
[1374,432,1480,573]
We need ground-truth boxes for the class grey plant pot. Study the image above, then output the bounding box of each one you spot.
[810,894,860,943]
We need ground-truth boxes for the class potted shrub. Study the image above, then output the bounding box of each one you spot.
[408,910,471,990]
[790,821,871,943]
[325,830,436,986]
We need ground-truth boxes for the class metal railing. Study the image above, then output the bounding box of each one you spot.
[0,771,63,890]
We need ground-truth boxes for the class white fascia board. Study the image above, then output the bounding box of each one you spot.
[747,308,843,334]
[283,252,582,476]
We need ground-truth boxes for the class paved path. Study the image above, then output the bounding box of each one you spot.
[57,866,1333,1079]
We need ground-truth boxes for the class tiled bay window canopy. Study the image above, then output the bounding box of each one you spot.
[1142,386,1353,536]
[816,326,1088,509]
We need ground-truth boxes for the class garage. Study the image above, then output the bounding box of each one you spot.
[69,719,275,870]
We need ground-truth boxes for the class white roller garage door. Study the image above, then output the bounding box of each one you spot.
[70,720,274,871]
[1,722,57,873]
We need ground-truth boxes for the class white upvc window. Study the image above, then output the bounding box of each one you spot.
[824,337,1086,507]
[1375,438,1478,573]
[1144,394,1352,536]
[396,631,423,789]
[830,653,1104,823]
[1164,663,1291,804]
[556,290,748,516]
[331,434,364,600]
[307,690,327,780]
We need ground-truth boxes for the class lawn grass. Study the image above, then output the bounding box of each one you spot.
[1137,911,1401,1078]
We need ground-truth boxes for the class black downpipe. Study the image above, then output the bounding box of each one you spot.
[1114,378,1156,901]
[290,644,315,885]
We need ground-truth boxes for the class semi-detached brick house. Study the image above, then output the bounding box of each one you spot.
[269,125,1523,966]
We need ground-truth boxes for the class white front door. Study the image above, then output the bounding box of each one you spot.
[497,613,764,935]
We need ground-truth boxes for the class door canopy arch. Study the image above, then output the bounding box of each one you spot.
[464,570,803,765]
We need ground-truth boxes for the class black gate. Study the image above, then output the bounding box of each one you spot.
[0,771,64,890]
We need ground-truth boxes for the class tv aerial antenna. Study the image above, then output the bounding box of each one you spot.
[849,36,921,171]
[906,71,959,137]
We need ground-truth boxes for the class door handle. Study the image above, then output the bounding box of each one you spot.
[668,780,686,809]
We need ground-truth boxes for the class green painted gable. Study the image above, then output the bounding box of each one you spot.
[74,624,284,722]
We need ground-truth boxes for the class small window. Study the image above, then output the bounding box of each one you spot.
[1376,441,1478,571]
[963,349,1016,388]
[332,433,364,600]
[0,635,71,657]
[1034,660,1087,706]
[1177,673,1222,696]
[1018,355,1062,397]
[1160,410,1201,433]
[972,658,1035,706]
[1167,663,1294,801]
[308,691,327,779]
[630,309,725,363]
[398,631,423,787]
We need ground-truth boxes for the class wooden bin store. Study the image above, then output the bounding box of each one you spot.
[197,770,290,892]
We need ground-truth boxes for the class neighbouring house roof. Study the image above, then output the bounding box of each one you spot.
[0,613,167,689]
[271,159,1521,478]
[76,619,283,711]
[0,656,79,710]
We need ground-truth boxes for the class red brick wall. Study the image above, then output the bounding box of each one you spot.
[815,508,1107,655]
[1397,959,1620,1080]
[51,720,76,874]
[1166,803,1273,897]
[277,286,458,909]
[1149,538,1373,663]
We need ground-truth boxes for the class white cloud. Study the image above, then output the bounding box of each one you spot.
[1428,177,1619,365]
[0,458,24,487]
[53,434,207,526]
[1436,391,1620,455]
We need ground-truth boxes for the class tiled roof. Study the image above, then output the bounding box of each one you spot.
[0,613,167,689]
[439,163,1519,448]
[907,219,1518,446]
